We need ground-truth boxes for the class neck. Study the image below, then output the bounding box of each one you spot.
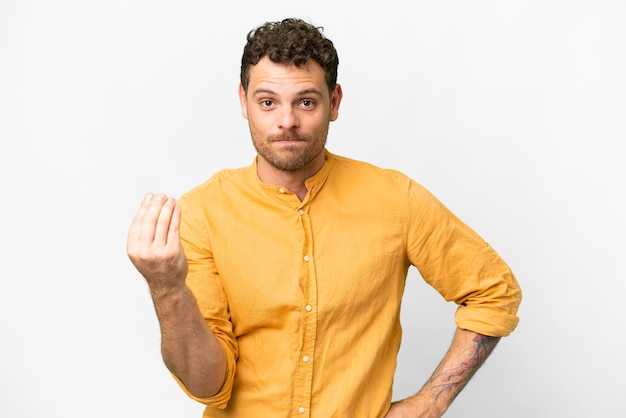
[256,153,325,201]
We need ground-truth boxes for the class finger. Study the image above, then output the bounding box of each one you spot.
[139,193,170,243]
[127,193,155,243]
[153,196,177,247]
[166,202,182,248]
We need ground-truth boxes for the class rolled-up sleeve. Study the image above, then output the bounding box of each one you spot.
[406,180,522,337]
[174,195,239,408]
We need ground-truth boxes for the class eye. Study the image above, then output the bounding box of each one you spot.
[260,99,274,109]
[300,99,315,109]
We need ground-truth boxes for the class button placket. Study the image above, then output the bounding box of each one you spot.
[293,203,316,418]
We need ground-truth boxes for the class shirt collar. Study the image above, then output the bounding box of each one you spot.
[249,149,334,204]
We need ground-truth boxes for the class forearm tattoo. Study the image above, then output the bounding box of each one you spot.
[426,334,500,401]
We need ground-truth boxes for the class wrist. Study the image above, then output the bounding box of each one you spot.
[149,282,189,308]
[404,392,448,418]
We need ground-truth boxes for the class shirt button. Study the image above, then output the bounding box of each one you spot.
[305,305,312,312]
[303,255,309,262]
[303,356,310,363]
[298,407,305,414]
[279,187,285,193]
[298,209,304,215]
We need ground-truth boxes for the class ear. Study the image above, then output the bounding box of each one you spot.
[238,84,249,119]
[329,84,343,122]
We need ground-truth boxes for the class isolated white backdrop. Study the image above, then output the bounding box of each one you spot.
[1,1,624,417]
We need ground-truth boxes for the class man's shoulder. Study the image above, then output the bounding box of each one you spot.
[179,165,252,202]
[329,152,411,184]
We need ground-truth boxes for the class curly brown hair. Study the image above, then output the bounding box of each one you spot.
[240,18,339,93]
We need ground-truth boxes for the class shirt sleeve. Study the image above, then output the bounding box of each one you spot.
[173,194,239,408]
[406,180,522,337]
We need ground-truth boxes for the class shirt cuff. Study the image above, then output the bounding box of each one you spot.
[455,304,520,337]
[170,341,237,409]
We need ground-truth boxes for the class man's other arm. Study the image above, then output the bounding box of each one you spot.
[385,327,499,418]
[126,193,227,398]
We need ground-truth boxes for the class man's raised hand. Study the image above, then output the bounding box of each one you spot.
[127,193,188,295]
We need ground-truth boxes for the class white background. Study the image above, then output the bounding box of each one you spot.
[1,1,624,417]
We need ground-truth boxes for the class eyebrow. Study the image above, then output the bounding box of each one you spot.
[251,88,324,98]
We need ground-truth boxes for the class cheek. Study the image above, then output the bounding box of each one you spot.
[246,109,260,126]
[307,114,330,132]
[247,112,272,135]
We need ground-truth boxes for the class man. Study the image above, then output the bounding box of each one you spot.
[127,18,521,418]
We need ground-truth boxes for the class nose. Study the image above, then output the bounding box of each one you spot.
[277,105,299,130]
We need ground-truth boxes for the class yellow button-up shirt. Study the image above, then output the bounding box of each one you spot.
[175,151,521,418]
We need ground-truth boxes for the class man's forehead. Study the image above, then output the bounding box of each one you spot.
[248,57,325,85]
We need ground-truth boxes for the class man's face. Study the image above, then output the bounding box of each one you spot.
[239,57,342,173]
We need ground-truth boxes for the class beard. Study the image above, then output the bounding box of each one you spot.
[251,127,328,172]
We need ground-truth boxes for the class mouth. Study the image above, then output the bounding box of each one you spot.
[270,138,305,143]
[270,137,307,147]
